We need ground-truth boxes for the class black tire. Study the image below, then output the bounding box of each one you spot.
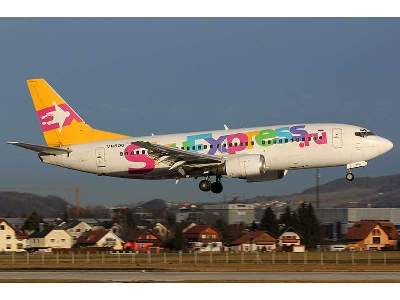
[211,182,223,194]
[199,179,211,192]
[346,172,354,181]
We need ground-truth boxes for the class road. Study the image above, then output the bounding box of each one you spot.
[1,271,400,282]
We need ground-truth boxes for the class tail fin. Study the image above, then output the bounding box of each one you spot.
[27,78,127,146]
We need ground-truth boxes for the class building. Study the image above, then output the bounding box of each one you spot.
[123,230,162,253]
[346,221,399,251]
[28,228,73,250]
[57,220,92,242]
[203,203,255,225]
[76,229,123,250]
[230,231,276,252]
[152,223,169,240]
[278,231,301,249]
[183,224,222,252]
[0,219,25,252]
[175,205,204,224]
[316,208,400,241]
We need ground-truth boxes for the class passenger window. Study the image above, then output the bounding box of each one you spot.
[210,145,213,149]
[268,140,272,145]
[186,147,190,150]
[308,137,312,141]
[192,146,196,150]
[302,137,305,141]
[142,150,146,154]
[223,143,227,147]
[204,145,208,149]
[245,142,248,146]
[181,147,185,150]
[120,152,123,156]
[198,145,202,150]
[229,143,233,147]
[136,150,140,155]
[234,142,238,147]
[251,141,255,146]
[285,139,288,143]
[262,140,266,145]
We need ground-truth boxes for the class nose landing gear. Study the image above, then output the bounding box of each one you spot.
[346,171,355,182]
[198,176,223,194]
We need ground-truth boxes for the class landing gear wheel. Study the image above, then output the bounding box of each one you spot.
[346,172,354,182]
[199,179,211,192]
[211,181,223,194]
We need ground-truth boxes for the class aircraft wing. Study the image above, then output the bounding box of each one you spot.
[7,142,71,155]
[133,141,223,169]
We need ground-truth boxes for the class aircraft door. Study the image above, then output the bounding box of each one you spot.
[332,128,343,148]
[95,147,106,168]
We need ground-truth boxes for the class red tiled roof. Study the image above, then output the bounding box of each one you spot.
[346,221,399,241]
[184,224,214,235]
[124,229,161,242]
[76,229,109,245]
[231,231,276,246]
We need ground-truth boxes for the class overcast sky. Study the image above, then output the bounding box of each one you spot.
[0,18,398,205]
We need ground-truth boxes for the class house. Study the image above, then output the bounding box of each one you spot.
[57,220,92,242]
[76,229,123,250]
[278,231,301,250]
[346,220,399,251]
[123,230,162,253]
[230,231,277,252]
[183,224,222,252]
[28,228,73,250]
[0,219,25,252]
[153,223,169,240]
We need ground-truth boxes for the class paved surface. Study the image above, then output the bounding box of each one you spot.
[1,271,400,282]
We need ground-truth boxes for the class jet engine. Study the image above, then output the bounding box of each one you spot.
[223,154,268,179]
[246,170,288,182]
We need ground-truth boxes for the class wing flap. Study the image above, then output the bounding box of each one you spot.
[7,142,71,155]
[133,141,223,166]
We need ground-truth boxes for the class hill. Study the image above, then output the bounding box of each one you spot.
[0,192,69,217]
[244,173,400,209]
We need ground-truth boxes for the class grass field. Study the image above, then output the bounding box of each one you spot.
[1,251,400,272]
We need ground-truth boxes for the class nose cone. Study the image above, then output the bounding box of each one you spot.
[378,137,393,154]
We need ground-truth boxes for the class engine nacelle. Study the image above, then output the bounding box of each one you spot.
[223,154,267,179]
[246,170,288,182]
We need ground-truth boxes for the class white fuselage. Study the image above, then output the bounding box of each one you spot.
[40,123,393,181]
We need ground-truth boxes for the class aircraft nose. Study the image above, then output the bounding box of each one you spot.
[379,137,393,154]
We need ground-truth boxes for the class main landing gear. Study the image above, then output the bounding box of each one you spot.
[199,176,223,194]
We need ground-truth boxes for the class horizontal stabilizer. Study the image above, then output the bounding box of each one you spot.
[7,142,71,155]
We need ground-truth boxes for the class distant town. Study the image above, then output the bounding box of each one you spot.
[1,194,400,254]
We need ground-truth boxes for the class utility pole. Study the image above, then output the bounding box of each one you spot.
[75,186,81,218]
[316,168,320,209]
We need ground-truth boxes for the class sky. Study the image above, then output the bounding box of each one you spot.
[0,18,398,205]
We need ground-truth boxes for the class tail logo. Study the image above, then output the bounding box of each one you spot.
[37,102,83,132]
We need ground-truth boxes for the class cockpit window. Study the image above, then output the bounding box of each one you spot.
[355,129,375,138]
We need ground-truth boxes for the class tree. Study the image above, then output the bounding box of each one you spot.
[214,218,232,244]
[250,220,258,231]
[296,202,321,249]
[260,207,279,236]
[279,206,297,230]
[22,212,43,232]
[164,224,185,251]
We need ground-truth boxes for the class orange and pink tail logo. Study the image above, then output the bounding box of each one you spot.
[27,78,127,146]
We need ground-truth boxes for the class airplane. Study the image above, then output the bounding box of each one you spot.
[8,78,394,194]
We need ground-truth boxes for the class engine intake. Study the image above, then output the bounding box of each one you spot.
[224,154,267,179]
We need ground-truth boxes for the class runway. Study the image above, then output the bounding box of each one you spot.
[1,271,400,282]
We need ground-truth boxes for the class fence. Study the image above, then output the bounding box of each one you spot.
[0,251,400,267]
